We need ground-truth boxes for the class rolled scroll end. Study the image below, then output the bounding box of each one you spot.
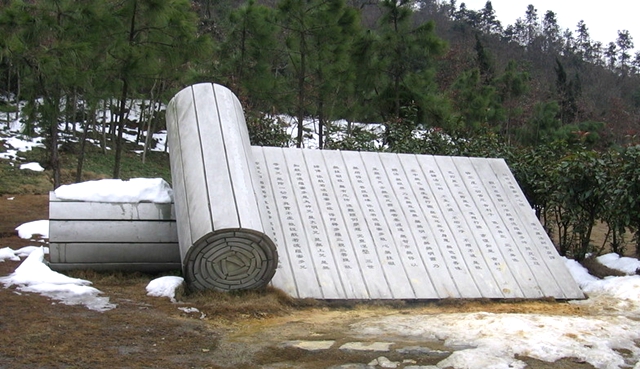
[184,229,278,292]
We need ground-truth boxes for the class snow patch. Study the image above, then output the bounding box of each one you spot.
[54,178,173,203]
[0,247,20,262]
[19,162,44,172]
[0,247,115,312]
[597,253,640,275]
[15,220,49,239]
[146,276,184,303]
[355,313,640,369]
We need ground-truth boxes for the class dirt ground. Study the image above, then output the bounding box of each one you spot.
[0,195,599,368]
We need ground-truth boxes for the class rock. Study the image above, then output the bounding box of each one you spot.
[326,364,374,369]
[368,356,399,368]
[396,346,450,357]
[278,340,335,351]
[339,342,393,352]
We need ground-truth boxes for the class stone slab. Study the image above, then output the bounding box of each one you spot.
[254,147,585,300]
[279,340,336,351]
[48,194,180,273]
[339,342,394,352]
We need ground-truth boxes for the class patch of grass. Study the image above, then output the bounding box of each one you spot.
[63,269,319,321]
[66,269,157,286]
[84,149,170,182]
[183,286,299,320]
[0,161,52,194]
[0,103,18,113]
[0,138,171,194]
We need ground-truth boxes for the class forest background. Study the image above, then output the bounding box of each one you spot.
[2,0,640,262]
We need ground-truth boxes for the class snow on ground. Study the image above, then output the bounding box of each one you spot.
[0,247,20,262]
[19,162,44,171]
[15,219,49,239]
[146,276,184,303]
[1,98,167,171]
[276,114,385,149]
[355,312,640,369]
[352,258,640,369]
[598,252,640,275]
[0,247,115,312]
[0,135,45,162]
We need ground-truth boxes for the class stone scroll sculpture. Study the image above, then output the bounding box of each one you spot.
[166,83,278,291]
[166,82,585,300]
[47,82,585,299]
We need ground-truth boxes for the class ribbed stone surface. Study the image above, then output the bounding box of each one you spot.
[166,83,278,292]
[185,230,277,291]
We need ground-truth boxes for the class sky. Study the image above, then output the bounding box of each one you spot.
[460,0,640,50]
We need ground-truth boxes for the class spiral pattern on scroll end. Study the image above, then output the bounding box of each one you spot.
[184,229,278,292]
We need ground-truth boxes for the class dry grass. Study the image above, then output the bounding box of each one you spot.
[580,256,628,278]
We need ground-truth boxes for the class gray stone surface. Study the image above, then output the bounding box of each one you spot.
[255,146,585,300]
[48,193,180,273]
[279,340,335,351]
[396,346,450,357]
[368,356,399,368]
[339,342,394,352]
[326,365,374,369]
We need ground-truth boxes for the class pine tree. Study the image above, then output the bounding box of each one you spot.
[495,60,529,141]
[474,34,494,83]
[616,30,634,75]
[605,42,618,70]
[450,68,503,131]
[541,11,560,52]
[277,0,360,148]
[307,1,359,149]
[3,0,106,188]
[479,1,501,34]
[106,0,208,178]
[374,0,447,122]
[575,20,593,61]
[555,58,580,125]
[523,4,539,47]
[221,0,279,110]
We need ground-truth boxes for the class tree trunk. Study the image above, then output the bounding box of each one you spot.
[5,65,11,124]
[114,0,139,178]
[142,102,155,164]
[296,32,307,148]
[101,99,108,155]
[137,100,146,145]
[142,80,160,163]
[49,99,61,189]
[113,80,129,179]
[296,59,306,147]
[15,67,21,123]
[76,105,95,182]
[318,99,324,149]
